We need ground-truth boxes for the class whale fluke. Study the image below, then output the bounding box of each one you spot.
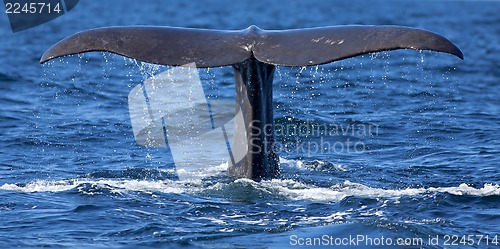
[40,25,463,67]
[40,25,463,181]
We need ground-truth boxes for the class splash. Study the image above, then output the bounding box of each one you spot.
[2,164,498,202]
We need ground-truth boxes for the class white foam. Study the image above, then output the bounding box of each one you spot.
[431,183,500,196]
[0,180,79,193]
[2,165,499,202]
[280,157,347,172]
[297,211,351,224]
[0,178,203,194]
[2,178,499,202]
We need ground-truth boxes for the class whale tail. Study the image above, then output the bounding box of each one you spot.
[40,25,463,66]
[40,25,463,181]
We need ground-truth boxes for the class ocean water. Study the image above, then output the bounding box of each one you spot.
[1,0,499,248]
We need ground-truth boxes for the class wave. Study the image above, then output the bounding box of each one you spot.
[2,176,498,202]
[1,158,498,202]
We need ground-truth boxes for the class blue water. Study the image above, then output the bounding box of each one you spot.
[1,0,499,248]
